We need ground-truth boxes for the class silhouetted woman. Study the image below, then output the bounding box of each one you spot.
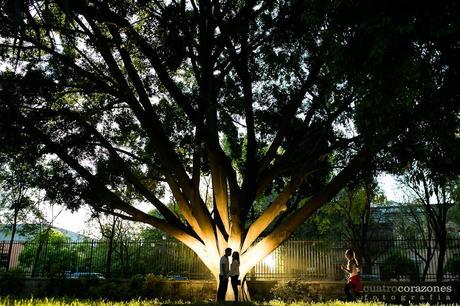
[341,249,363,301]
[230,251,240,302]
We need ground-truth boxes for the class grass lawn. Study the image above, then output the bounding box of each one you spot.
[0,298,389,306]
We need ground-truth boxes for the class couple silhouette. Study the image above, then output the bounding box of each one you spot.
[216,248,240,302]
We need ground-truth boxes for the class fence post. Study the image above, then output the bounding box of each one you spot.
[89,240,94,274]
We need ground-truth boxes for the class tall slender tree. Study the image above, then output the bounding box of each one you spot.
[400,171,459,281]
[0,158,43,271]
[0,0,458,297]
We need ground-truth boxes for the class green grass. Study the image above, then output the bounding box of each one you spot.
[1,298,159,306]
[0,298,387,306]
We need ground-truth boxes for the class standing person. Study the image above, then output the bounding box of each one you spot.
[340,249,363,301]
[217,247,232,301]
[230,251,240,302]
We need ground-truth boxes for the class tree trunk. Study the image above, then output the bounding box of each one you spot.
[215,273,250,302]
[436,232,447,282]
[106,238,114,277]
[31,227,52,277]
[31,239,44,277]
[105,220,116,277]
[421,240,436,281]
[203,253,257,302]
[6,209,19,272]
[421,257,432,281]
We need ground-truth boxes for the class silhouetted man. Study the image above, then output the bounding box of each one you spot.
[217,247,232,301]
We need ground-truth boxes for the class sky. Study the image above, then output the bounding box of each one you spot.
[48,174,406,236]
[51,207,92,236]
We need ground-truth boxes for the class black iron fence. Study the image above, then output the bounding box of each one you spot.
[1,239,459,281]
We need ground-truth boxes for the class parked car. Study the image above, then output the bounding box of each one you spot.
[67,272,105,279]
[359,274,380,281]
[167,274,188,280]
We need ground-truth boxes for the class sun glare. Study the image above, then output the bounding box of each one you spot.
[262,253,276,270]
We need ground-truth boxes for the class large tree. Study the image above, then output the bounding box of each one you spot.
[0,0,458,296]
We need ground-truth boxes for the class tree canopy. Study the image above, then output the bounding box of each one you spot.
[0,0,459,279]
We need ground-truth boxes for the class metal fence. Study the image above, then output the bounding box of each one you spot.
[248,239,460,281]
[1,239,459,281]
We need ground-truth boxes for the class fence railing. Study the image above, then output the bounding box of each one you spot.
[1,239,459,281]
[248,239,460,281]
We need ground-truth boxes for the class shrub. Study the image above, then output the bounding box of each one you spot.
[0,268,26,296]
[445,254,460,277]
[380,252,419,281]
[89,281,126,299]
[130,274,145,290]
[269,279,315,302]
[43,277,100,298]
[143,273,167,298]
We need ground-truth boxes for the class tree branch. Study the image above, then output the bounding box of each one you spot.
[240,147,373,272]
[21,116,201,243]
[257,61,322,176]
